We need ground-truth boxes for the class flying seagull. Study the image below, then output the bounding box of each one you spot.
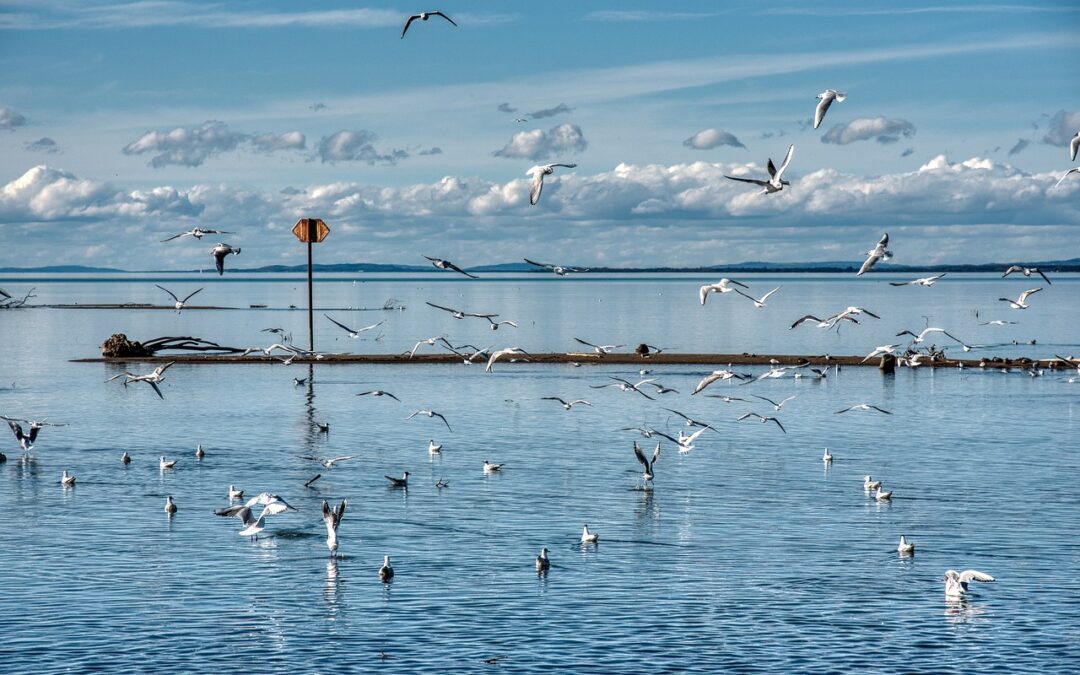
[406,409,452,431]
[6,420,40,452]
[423,255,478,279]
[737,412,786,433]
[724,144,794,194]
[210,243,241,275]
[734,286,780,308]
[325,314,385,338]
[1054,167,1080,189]
[1072,131,1080,162]
[699,278,749,305]
[409,335,452,358]
[862,344,901,362]
[161,227,232,242]
[573,337,625,354]
[590,376,656,400]
[691,369,750,395]
[541,397,593,410]
[896,327,971,351]
[400,10,457,38]
[858,233,891,275]
[524,258,586,276]
[322,499,347,556]
[1002,265,1051,285]
[889,273,946,287]
[750,395,796,412]
[155,285,203,312]
[528,163,577,205]
[943,570,994,598]
[835,403,892,414]
[425,301,499,322]
[999,288,1041,309]
[105,362,175,399]
[662,408,717,430]
[633,441,661,481]
[485,347,529,372]
[814,89,847,129]
[356,390,401,402]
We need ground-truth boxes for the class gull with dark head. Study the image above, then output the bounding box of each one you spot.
[858,233,891,275]
[155,285,203,312]
[580,524,599,544]
[814,89,847,129]
[734,286,780,308]
[737,412,786,433]
[385,471,410,489]
[356,389,401,402]
[542,397,593,410]
[210,243,240,276]
[725,144,794,194]
[528,163,577,205]
[591,376,656,400]
[573,337,625,354]
[535,548,550,572]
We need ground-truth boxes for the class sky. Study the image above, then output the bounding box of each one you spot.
[1,0,1078,270]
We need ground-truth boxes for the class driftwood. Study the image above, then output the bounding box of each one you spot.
[101,333,245,357]
[0,287,35,309]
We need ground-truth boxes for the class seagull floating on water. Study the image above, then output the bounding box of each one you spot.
[858,233,891,275]
[159,456,177,470]
[400,10,457,38]
[528,163,577,205]
[814,89,847,129]
[580,524,599,544]
[165,496,177,514]
[428,439,442,454]
[322,499,347,556]
[897,535,915,555]
[385,471,410,488]
[155,284,203,312]
[228,484,244,500]
[725,144,794,194]
[875,486,893,501]
[943,569,994,598]
[379,555,395,581]
[535,547,550,572]
[160,227,232,242]
[822,448,833,463]
[483,460,504,474]
[210,243,240,276]
[195,444,205,460]
[121,451,131,464]
[422,254,477,279]
[61,469,76,486]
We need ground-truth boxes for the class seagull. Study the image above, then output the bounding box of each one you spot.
[105,362,175,399]
[324,314,385,338]
[165,495,177,514]
[428,439,442,454]
[897,535,915,555]
[1002,265,1051,285]
[875,486,893,501]
[858,233,891,275]
[649,427,711,452]
[705,394,747,403]
[483,460,504,474]
[896,327,971,351]
[409,335,451,358]
[155,285,203,312]
[293,378,306,386]
[822,448,833,463]
[210,243,240,276]
[400,10,457,38]
[316,422,330,433]
[159,456,177,470]
[216,492,296,517]
[633,441,661,481]
[618,426,656,438]
[61,469,76,486]
[422,255,478,279]
[836,403,892,414]
[542,397,593,410]
[999,288,1041,309]
[6,420,39,452]
[406,409,452,431]
[535,547,550,572]
[195,444,205,460]
[160,227,232,242]
[385,471,410,488]
[528,163,577,205]
[314,456,355,469]
[734,286,780,308]
[356,390,401,402]
[573,338,625,354]
[889,273,946,287]
[737,412,786,433]
[0,288,11,299]
[724,144,794,194]
[590,376,656,400]
[814,89,847,129]
[662,408,717,430]
[750,395,796,412]
[1054,167,1080,189]
[833,306,881,322]
[943,570,995,598]
[322,499,347,555]
[580,524,599,544]
[863,476,882,490]
[121,451,131,464]
[1072,131,1080,162]
[691,369,750,394]
[978,319,1016,326]
[228,485,244,500]
[486,347,529,373]
[485,317,518,331]
[426,301,499,322]
[379,555,394,582]
[435,478,450,488]
[646,382,679,395]
[699,278,749,305]
[789,314,860,331]
[523,258,586,276]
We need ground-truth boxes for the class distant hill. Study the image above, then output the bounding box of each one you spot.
[223,262,429,273]
[0,265,123,273]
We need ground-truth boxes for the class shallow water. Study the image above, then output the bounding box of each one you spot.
[1,273,1078,673]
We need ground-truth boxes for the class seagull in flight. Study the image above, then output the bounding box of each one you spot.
[649,427,710,452]
[858,233,891,275]
[699,278,749,305]
[400,10,457,38]
[356,390,401,402]
[524,258,586,276]
[573,337,625,354]
[633,441,661,481]
[835,403,892,414]
[155,285,202,312]
[409,335,452,358]
[422,255,478,279]
[161,227,231,242]
[590,376,656,400]
[814,89,847,129]
[724,144,794,194]
[528,163,577,205]
[105,362,175,399]
[5,419,41,452]
[1002,265,1051,285]
[1071,131,1080,162]
[302,455,356,469]
[691,369,750,395]
[943,570,995,598]
[1054,167,1080,189]
[322,499,347,556]
[425,301,500,322]
[210,243,241,275]
[662,408,717,430]
[734,286,780,308]
[889,273,946,287]
[406,409,452,431]
[737,412,786,433]
[324,314,385,338]
[485,347,529,372]
[542,397,593,410]
[861,344,901,362]
[999,288,1041,309]
[896,327,971,351]
[750,395,796,412]
[979,319,1016,326]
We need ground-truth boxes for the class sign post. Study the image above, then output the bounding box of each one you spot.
[291,218,330,352]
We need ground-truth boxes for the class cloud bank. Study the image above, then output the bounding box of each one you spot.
[493,123,587,160]
[122,121,305,167]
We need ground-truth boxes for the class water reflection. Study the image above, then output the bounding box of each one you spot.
[324,558,341,619]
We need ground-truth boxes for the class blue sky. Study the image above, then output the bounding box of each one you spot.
[1,1,1078,269]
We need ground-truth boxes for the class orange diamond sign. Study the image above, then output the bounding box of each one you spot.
[292,218,330,243]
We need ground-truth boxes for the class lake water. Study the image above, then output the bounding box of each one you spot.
[1,273,1078,673]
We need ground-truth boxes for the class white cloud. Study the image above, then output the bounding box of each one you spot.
[314,130,407,164]
[821,117,916,145]
[0,106,28,131]
[683,128,745,150]
[1041,110,1080,146]
[492,123,587,160]
[250,131,306,153]
[122,121,306,167]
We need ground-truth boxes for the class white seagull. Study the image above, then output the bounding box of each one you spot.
[725,144,794,194]
[836,403,892,415]
[889,273,946,287]
[590,376,656,400]
[322,499,347,555]
[528,163,577,205]
[105,362,175,399]
[356,389,401,402]
[542,397,593,410]
[159,456,177,470]
[228,485,244,500]
[524,258,586,276]
[409,335,451,358]
[6,419,40,452]
[325,314,385,338]
[822,448,833,463]
[896,327,971,351]
[580,524,599,544]
[863,476,881,490]
[861,344,901,362]
[422,254,477,279]
[573,337,625,354]
[400,10,457,38]
[897,535,915,555]
[750,395,796,412]
[210,243,241,276]
[1071,131,1080,162]
[699,278,749,305]
[734,286,780,308]
[1002,265,1051,285]
[1054,167,1080,189]
[483,460,504,474]
[691,369,750,394]
[155,284,203,312]
[633,441,661,481]
[814,89,847,129]
[406,409,452,431]
[485,347,529,373]
[858,233,891,275]
[428,439,442,454]
[61,469,76,486]
[999,288,1041,309]
[875,486,893,501]
[736,412,786,434]
[943,569,994,598]
[161,227,231,242]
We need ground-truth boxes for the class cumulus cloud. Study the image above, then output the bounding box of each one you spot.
[821,117,916,145]
[527,103,572,119]
[497,103,518,113]
[492,123,587,160]
[24,137,59,154]
[1041,110,1080,147]
[314,130,407,164]
[1008,138,1030,155]
[683,128,745,150]
[123,121,306,167]
[0,106,28,131]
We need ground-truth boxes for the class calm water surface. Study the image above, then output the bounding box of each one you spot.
[0,273,1077,673]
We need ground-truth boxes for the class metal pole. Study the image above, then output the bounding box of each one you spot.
[307,236,314,353]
